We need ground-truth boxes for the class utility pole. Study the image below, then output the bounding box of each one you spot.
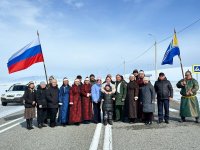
[123,60,126,78]
[148,34,157,81]
[155,41,157,81]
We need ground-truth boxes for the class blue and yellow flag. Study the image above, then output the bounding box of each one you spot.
[161,31,180,65]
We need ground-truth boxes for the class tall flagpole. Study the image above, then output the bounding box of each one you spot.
[178,55,185,79]
[37,30,49,85]
[174,29,185,79]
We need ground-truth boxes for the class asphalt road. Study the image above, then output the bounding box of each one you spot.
[0,100,200,150]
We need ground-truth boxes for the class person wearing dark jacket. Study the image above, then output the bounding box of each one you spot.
[137,70,145,121]
[133,69,139,81]
[140,77,155,125]
[127,74,139,123]
[36,81,48,128]
[102,85,115,125]
[46,79,59,127]
[23,81,36,130]
[154,73,173,124]
[115,74,127,122]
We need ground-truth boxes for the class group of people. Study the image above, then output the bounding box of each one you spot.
[23,69,200,130]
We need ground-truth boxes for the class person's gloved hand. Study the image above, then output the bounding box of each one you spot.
[122,99,125,102]
[59,103,63,105]
[69,102,73,105]
[39,105,42,108]
[134,97,138,101]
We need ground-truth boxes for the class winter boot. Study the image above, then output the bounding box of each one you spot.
[38,124,42,129]
[42,123,47,127]
[179,117,186,123]
[108,120,113,125]
[29,118,34,129]
[26,119,31,130]
[104,120,108,126]
[165,120,169,124]
[195,117,199,123]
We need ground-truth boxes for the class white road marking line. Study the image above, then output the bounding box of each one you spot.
[103,125,112,150]
[89,123,103,150]
[0,119,25,134]
[0,117,23,128]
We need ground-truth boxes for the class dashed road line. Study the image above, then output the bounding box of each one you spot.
[89,123,103,150]
[103,125,112,150]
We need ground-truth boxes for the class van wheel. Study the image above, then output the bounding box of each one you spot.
[2,102,7,106]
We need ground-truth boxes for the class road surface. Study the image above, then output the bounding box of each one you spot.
[0,100,200,150]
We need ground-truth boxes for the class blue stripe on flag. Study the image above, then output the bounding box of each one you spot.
[7,45,42,67]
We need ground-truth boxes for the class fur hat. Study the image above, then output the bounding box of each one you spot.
[139,70,144,74]
[40,81,46,85]
[74,78,80,82]
[85,77,90,81]
[143,77,150,81]
[129,74,135,78]
[28,81,34,86]
[96,77,102,81]
[63,77,68,81]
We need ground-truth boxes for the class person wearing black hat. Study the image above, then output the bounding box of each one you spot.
[77,75,83,87]
[154,72,173,124]
[90,74,96,86]
[133,69,139,81]
[23,81,36,130]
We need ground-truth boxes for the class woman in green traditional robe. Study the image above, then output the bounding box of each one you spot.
[177,70,200,123]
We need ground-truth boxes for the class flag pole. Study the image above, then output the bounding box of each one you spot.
[178,55,185,79]
[37,30,49,85]
[174,29,185,79]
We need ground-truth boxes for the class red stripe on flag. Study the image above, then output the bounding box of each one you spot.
[8,53,44,74]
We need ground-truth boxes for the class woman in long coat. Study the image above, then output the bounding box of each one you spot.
[23,81,36,130]
[46,79,59,128]
[127,74,139,123]
[177,70,200,123]
[81,77,93,123]
[69,79,82,125]
[58,77,70,126]
[140,77,155,125]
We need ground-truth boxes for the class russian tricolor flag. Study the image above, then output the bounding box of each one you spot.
[7,39,44,74]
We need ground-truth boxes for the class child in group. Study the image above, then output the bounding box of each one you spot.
[102,85,115,125]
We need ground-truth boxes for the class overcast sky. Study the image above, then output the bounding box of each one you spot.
[0,0,200,81]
